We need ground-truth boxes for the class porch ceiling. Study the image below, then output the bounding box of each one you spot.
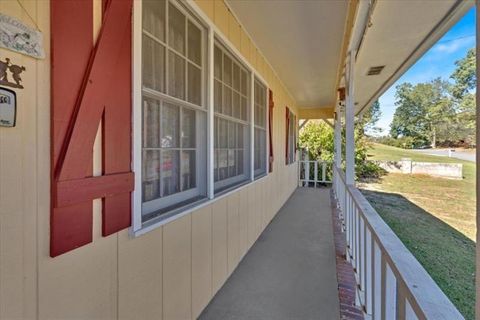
[353,0,473,114]
[226,0,349,109]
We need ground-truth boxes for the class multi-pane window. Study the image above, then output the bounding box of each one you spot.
[141,0,207,220]
[254,79,267,177]
[213,42,251,192]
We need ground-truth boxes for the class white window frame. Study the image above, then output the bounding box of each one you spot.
[132,0,271,235]
[213,40,252,193]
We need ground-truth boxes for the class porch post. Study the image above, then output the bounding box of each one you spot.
[334,102,342,169]
[475,1,479,317]
[345,50,355,185]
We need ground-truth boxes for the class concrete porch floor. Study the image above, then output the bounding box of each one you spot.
[199,187,340,320]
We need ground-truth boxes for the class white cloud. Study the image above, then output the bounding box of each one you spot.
[433,36,475,54]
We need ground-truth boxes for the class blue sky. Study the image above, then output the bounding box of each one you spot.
[373,7,476,136]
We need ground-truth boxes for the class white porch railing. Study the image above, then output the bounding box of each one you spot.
[333,166,464,320]
[298,160,333,187]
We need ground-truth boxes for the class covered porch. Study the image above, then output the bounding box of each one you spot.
[200,187,342,320]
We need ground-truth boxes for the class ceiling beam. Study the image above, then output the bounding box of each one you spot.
[298,107,334,120]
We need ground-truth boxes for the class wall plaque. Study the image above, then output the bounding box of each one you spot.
[0,13,45,59]
[0,87,16,127]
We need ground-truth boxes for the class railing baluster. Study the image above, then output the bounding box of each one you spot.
[314,161,318,188]
[322,161,326,183]
[360,217,365,292]
[334,167,462,320]
[405,299,418,320]
[373,241,382,320]
[384,262,397,320]
[365,226,373,315]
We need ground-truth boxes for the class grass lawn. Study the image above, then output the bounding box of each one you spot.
[360,143,475,319]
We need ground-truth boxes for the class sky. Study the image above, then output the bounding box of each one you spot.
[373,7,476,136]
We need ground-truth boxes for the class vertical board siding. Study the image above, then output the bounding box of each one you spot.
[227,192,240,274]
[163,214,192,320]
[0,0,300,319]
[212,198,228,293]
[191,206,213,319]
[118,228,163,320]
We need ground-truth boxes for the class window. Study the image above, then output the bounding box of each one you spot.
[135,0,272,229]
[254,79,267,177]
[285,107,296,165]
[213,42,251,192]
[141,0,207,221]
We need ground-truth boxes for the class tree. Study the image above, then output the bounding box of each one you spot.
[451,48,476,99]
[299,102,384,180]
[450,47,476,145]
[358,100,382,136]
[390,78,454,147]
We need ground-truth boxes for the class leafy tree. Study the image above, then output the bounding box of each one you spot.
[358,100,382,135]
[451,48,476,99]
[390,78,454,147]
[450,47,476,145]
[299,101,384,179]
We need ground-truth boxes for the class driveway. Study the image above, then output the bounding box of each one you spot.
[412,149,475,162]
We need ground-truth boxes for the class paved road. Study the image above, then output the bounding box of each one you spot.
[412,149,476,163]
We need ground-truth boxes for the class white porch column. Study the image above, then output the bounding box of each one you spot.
[334,102,342,169]
[345,50,355,185]
[475,2,479,317]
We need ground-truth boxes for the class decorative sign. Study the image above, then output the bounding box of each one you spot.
[0,87,16,127]
[0,13,45,59]
[0,57,26,89]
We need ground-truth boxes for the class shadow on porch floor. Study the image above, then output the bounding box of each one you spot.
[199,187,340,320]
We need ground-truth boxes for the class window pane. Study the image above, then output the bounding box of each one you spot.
[237,124,244,148]
[255,128,266,172]
[143,0,165,41]
[161,103,180,148]
[232,63,240,91]
[214,150,219,182]
[232,92,240,119]
[168,51,185,99]
[241,97,247,121]
[214,46,222,80]
[168,3,185,54]
[236,150,244,175]
[228,121,235,148]
[214,80,222,113]
[223,85,232,116]
[240,69,247,95]
[143,35,165,92]
[219,118,228,148]
[223,54,232,86]
[143,97,160,148]
[218,150,228,180]
[181,150,196,191]
[161,150,180,196]
[228,150,235,177]
[187,63,201,105]
[187,21,201,65]
[143,150,160,202]
[181,108,195,148]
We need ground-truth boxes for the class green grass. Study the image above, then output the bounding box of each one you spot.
[360,143,475,319]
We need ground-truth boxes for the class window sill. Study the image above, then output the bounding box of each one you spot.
[131,174,270,237]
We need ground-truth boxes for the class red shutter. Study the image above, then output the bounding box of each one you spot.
[51,0,134,257]
[285,107,290,165]
[268,89,274,172]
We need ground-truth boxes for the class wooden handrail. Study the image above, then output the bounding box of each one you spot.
[332,166,464,320]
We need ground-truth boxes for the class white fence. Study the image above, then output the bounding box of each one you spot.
[333,166,464,320]
[298,160,332,187]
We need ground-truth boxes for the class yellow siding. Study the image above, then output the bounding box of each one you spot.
[0,0,300,319]
[163,215,192,320]
[191,206,213,319]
